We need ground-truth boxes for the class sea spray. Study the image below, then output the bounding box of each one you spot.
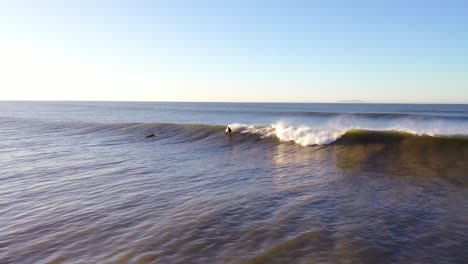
[228,120,468,146]
[228,122,346,146]
[271,122,345,146]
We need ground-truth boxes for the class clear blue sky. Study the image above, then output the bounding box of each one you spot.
[1,0,467,103]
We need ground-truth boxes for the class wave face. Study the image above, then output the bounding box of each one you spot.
[3,115,467,148]
[5,116,467,167]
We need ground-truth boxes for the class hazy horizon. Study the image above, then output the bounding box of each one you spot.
[1,99,468,105]
[1,1,467,103]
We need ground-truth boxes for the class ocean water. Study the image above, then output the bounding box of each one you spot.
[1,101,467,263]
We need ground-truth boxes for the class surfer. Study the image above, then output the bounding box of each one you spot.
[145,133,157,138]
[225,126,232,135]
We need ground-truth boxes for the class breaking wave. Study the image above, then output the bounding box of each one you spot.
[4,116,468,148]
[227,122,468,146]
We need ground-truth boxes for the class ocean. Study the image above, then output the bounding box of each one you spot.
[1,101,467,263]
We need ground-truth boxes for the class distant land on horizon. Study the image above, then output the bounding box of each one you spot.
[338,100,367,103]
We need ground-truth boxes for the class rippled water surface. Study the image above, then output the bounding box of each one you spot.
[0,102,467,263]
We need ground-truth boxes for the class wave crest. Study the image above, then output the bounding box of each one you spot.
[228,122,468,146]
[271,123,345,146]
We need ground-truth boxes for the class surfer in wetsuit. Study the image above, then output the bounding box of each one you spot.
[145,133,157,138]
[225,126,232,135]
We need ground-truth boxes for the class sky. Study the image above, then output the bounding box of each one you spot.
[0,0,467,103]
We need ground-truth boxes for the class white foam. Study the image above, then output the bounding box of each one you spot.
[228,122,345,146]
[228,117,468,146]
[272,122,345,146]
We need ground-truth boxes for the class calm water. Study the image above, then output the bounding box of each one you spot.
[1,101,467,263]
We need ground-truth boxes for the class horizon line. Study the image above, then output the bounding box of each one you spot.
[1,99,467,105]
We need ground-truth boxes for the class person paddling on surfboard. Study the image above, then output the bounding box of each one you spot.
[145,132,158,138]
[225,126,232,136]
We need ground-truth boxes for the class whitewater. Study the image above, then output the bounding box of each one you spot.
[228,116,468,146]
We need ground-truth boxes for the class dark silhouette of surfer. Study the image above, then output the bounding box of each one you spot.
[225,126,232,136]
[145,132,157,138]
